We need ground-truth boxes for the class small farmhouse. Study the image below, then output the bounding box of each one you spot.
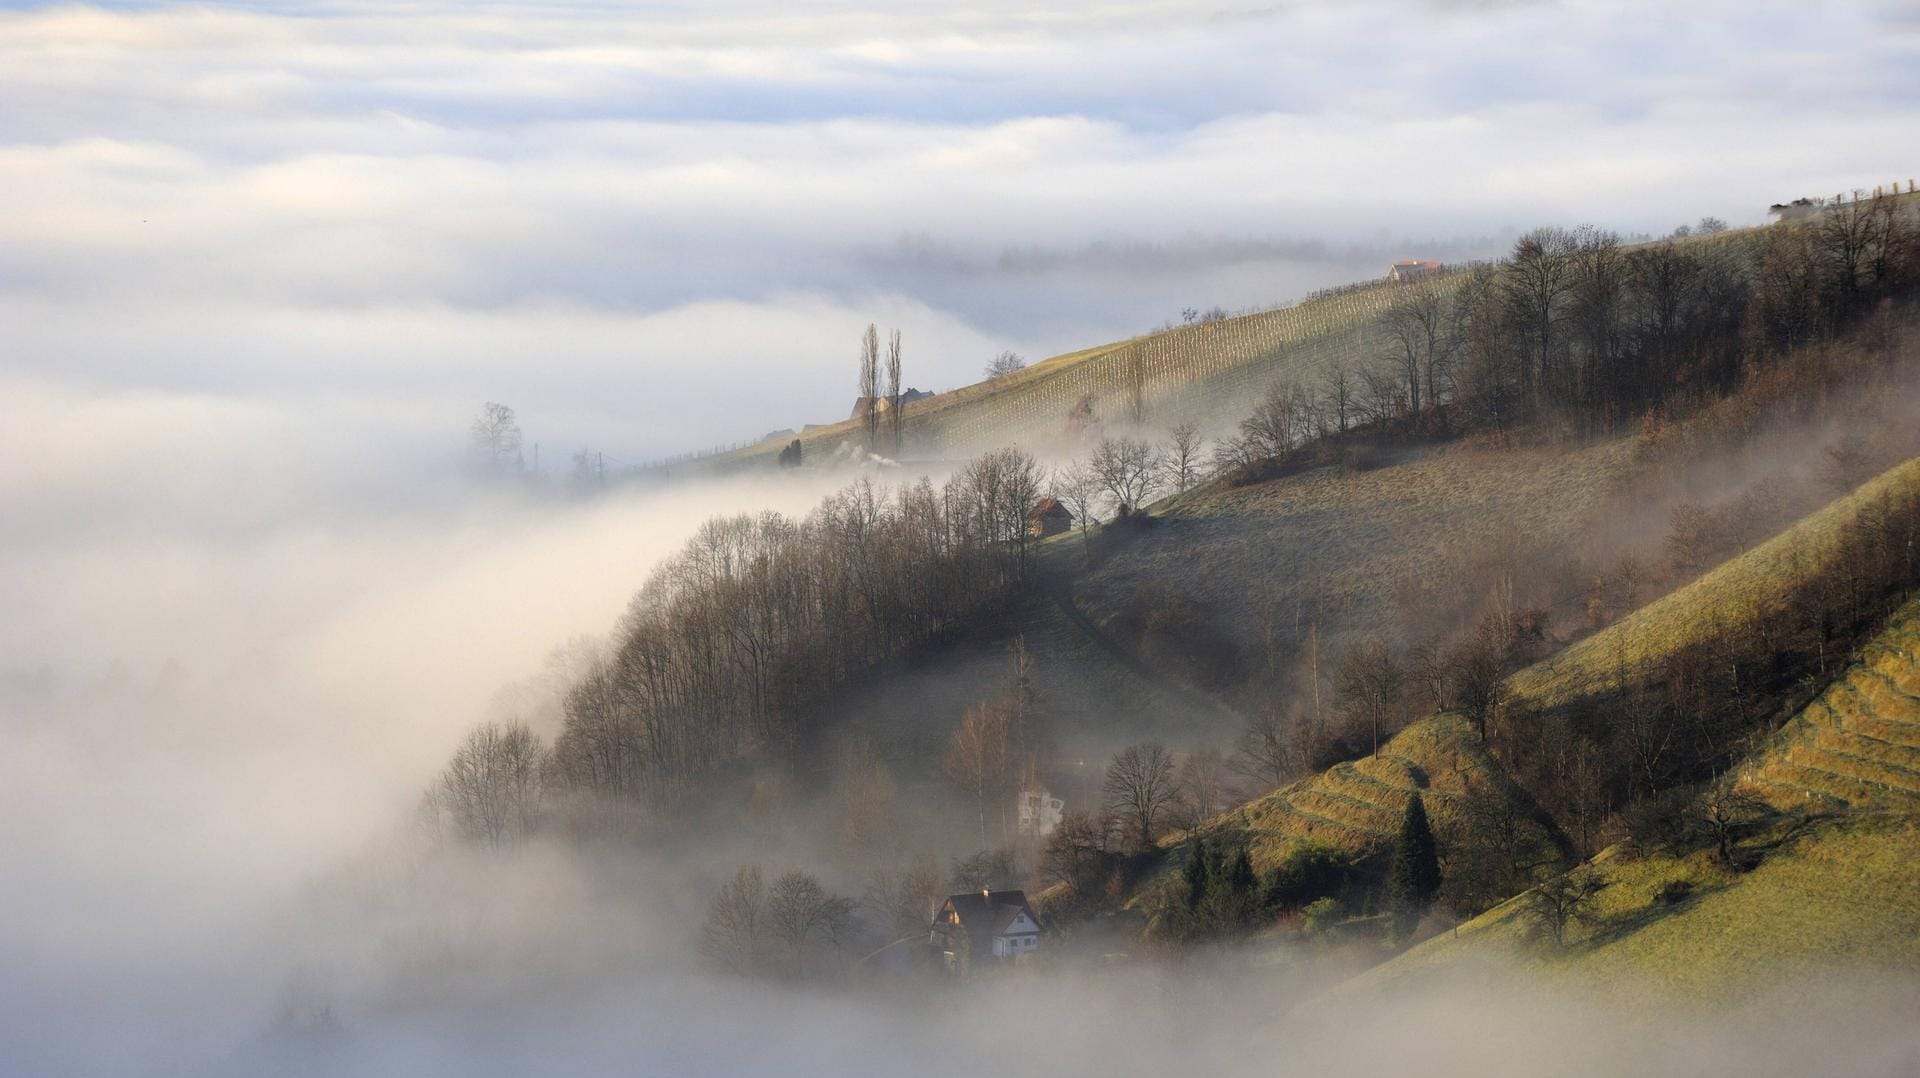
[1387,259,1444,283]
[930,889,1042,971]
[1027,497,1073,538]
[1768,197,1822,221]
[847,387,935,420]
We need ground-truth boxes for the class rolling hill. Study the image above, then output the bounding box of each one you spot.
[1507,454,1920,714]
[1199,714,1565,875]
[705,276,1433,470]
[1739,595,1920,813]
[1334,478,1920,1008]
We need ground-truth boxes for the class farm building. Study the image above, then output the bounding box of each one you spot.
[1017,788,1066,837]
[930,889,1042,972]
[847,388,935,420]
[1767,197,1823,221]
[1386,259,1444,283]
[1027,497,1073,538]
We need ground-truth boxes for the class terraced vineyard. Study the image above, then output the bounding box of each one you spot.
[1740,596,1920,812]
[1202,715,1563,873]
[702,277,1432,472]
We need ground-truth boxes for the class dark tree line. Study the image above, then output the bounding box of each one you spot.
[548,449,1044,809]
[420,448,1050,822]
[1207,193,1919,488]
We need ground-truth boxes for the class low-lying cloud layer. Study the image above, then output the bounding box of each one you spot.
[5,2,1920,1073]
[5,0,1918,458]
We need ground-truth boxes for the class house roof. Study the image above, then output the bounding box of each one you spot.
[938,889,1039,951]
[990,905,1039,934]
[1029,498,1070,519]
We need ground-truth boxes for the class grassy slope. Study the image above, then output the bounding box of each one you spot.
[879,436,1652,773]
[1341,817,1920,1010]
[1739,594,1920,812]
[1200,714,1563,874]
[1075,437,1643,652]
[1343,529,1920,1008]
[705,278,1424,470]
[697,208,1821,475]
[1508,455,1920,712]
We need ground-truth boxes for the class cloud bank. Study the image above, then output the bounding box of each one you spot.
[4,0,1917,459]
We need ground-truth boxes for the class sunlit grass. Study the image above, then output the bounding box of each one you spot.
[1508,456,1920,712]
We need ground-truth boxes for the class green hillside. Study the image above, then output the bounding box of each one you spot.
[1508,455,1920,713]
[1739,595,1920,812]
[709,276,1431,469]
[1341,815,1920,1009]
[1340,574,1920,1008]
[1200,715,1562,875]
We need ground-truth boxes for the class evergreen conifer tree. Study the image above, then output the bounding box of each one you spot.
[1387,793,1441,940]
[1184,837,1212,916]
[1222,846,1258,928]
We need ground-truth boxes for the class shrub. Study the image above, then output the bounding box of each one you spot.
[1263,841,1352,911]
[1302,896,1344,936]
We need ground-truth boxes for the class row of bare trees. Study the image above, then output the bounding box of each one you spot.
[858,323,907,454]
[424,448,1050,834]
[546,449,1044,810]
[1415,194,1919,439]
[1185,194,1917,476]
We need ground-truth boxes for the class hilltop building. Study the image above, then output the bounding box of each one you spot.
[930,889,1042,972]
[848,388,935,420]
[1027,497,1073,538]
[1768,197,1823,221]
[1017,788,1065,837]
[1387,259,1444,283]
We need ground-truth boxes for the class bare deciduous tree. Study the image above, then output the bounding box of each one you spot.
[1526,871,1607,948]
[700,865,766,974]
[1050,461,1101,553]
[859,324,881,450]
[1103,741,1179,849]
[430,721,545,846]
[469,401,524,473]
[1041,810,1116,892]
[1172,746,1228,831]
[1232,699,1295,792]
[885,329,904,454]
[1163,421,1205,494]
[945,700,1015,847]
[984,350,1026,380]
[1503,226,1581,401]
[1335,638,1404,755]
[1382,282,1453,422]
[863,858,946,939]
[767,869,856,977]
[1091,436,1162,518]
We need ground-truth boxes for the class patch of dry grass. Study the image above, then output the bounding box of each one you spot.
[1079,437,1643,652]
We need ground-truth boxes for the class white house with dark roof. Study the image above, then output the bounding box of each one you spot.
[929,888,1042,971]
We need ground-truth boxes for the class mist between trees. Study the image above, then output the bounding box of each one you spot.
[406,193,1920,1006]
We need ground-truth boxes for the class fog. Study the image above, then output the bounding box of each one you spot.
[7,0,1920,1073]
[6,0,1919,461]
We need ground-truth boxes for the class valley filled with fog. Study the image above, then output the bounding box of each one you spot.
[8,2,1920,1075]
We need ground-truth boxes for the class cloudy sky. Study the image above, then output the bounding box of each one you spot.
[4,0,1918,470]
